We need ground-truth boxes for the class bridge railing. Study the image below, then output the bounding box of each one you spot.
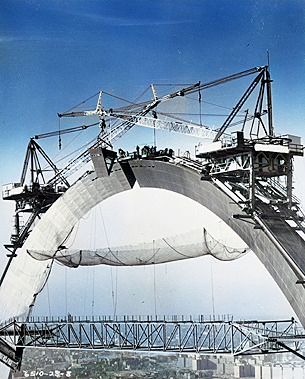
[1,317,304,355]
[8,314,236,325]
[1,316,304,372]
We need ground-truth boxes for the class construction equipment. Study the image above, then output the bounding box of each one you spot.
[2,65,301,257]
[42,66,269,185]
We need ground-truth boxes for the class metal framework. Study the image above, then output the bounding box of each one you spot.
[1,66,305,372]
[196,134,305,237]
[51,66,267,183]
[1,316,305,371]
[2,65,296,258]
[0,139,70,287]
[121,115,217,140]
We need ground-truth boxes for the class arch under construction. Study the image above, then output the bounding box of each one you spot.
[1,152,304,327]
[1,66,304,327]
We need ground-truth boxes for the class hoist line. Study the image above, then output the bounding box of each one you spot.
[83,205,126,267]
[206,228,216,319]
[92,266,95,317]
[199,87,202,127]
[104,86,154,128]
[61,85,152,117]
[97,83,160,144]
[39,130,97,176]
[65,268,68,316]
[98,204,118,317]
[110,267,118,318]
[83,265,90,316]
[91,208,97,317]
[46,281,52,319]
[153,246,157,317]
[26,259,54,322]
[52,133,97,164]
[58,117,61,150]
[106,247,128,266]
[210,258,216,320]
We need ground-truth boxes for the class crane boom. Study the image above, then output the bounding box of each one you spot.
[213,69,265,141]
[110,114,217,140]
[34,122,98,140]
[57,66,266,146]
[48,66,268,185]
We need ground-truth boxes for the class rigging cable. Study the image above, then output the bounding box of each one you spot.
[99,204,118,317]
[61,92,100,115]
[53,133,96,164]
[92,266,95,317]
[210,257,216,320]
[65,268,68,316]
[58,117,62,150]
[153,240,157,317]
[83,265,90,315]
[199,86,202,126]
[41,130,97,176]
[46,281,52,319]
[205,228,216,320]
[25,260,54,321]
[58,208,99,312]
[153,121,156,148]
[91,207,97,317]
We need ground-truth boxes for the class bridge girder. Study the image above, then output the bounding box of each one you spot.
[1,317,304,371]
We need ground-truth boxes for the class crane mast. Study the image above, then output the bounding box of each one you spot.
[3,65,275,212]
[51,66,268,184]
[58,66,266,146]
[1,64,304,291]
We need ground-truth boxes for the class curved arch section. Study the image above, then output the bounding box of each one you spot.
[0,169,133,322]
[128,159,305,327]
[1,159,305,328]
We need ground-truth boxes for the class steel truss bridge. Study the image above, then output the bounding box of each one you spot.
[1,316,305,371]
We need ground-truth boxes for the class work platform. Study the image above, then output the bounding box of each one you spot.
[1,316,305,371]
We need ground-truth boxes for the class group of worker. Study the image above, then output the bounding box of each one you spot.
[118,145,174,160]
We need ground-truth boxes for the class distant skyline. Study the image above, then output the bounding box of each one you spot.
[1,0,304,325]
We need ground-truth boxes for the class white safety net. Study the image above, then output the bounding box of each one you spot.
[27,228,249,267]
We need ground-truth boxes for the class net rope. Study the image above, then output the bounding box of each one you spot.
[27,228,249,268]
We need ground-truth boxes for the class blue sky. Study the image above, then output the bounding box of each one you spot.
[0,1,305,321]
[1,0,304,162]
